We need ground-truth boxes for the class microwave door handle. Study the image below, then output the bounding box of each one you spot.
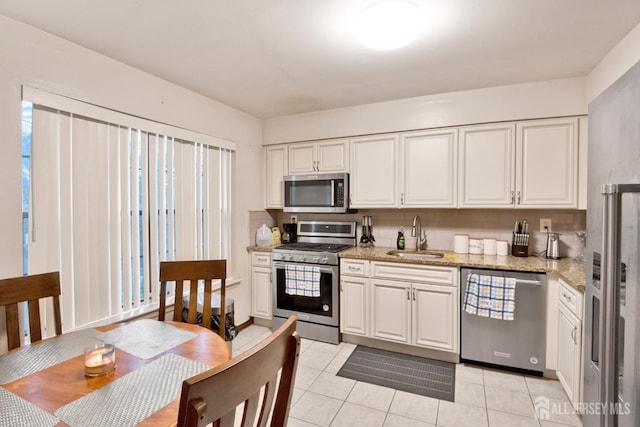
[331,180,335,207]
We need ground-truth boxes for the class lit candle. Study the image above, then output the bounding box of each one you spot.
[84,344,116,376]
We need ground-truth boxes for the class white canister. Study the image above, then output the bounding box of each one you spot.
[483,238,497,255]
[469,238,483,254]
[453,234,469,254]
[497,240,509,256]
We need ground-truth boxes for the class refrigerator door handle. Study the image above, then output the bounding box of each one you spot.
[600,185,622,427]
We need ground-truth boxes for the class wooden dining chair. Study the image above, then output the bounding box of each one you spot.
[159,260,228,340]
[0,271,63,351]
[177,315,301,427]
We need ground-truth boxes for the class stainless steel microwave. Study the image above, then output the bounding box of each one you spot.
[283,173,349,213]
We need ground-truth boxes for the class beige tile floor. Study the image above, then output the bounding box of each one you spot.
[232,325,583,427]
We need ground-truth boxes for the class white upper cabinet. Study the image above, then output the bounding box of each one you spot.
[400,129,457,207]
[350,134,398,208]
[458,123,516,207]
[265,144,288,208]
[459,118,579,208]
[288,138,349,175]
[516,118,578,208]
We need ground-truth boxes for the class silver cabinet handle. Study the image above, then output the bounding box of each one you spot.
[510,191,514,204]
[516,191,521,204]
[571,326,577,344]
[348,266,359,271]
[412,289,416,301]
[406,288,410,300]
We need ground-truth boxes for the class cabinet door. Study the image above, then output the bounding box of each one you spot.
[251,266,272,319]
[459,123,515,207]
[288,143,316,174]
[371,279,409,343]
[340,276,369,336]
[400,129,457,207]
[350,134,398,207]
[265,145,288,208]
[516,118,578,208]
[317,139,349,172]
[557,303,582,405]
[412,283,458,352]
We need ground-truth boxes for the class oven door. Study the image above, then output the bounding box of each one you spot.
[272,261,339,326]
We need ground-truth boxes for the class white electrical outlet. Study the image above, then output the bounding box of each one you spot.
[540,218,552,232]
[290,216,297,223]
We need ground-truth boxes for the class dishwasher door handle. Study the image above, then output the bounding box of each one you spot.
[515,278,542,286]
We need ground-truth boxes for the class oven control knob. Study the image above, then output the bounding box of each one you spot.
[298,256,305,262]
[320,257,329,264]
[311,256,320,263]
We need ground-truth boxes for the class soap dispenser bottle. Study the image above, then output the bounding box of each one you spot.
[397,227,405,250]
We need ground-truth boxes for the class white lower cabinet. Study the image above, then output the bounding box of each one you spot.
[340,259,459,353]
[557,303,581,404]
[340,275,369,336]
[556,278,583,409]
[251,252,272,319]
[371,279,411,343]
[412,283,458,352]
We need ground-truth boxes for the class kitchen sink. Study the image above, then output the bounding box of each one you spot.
[386,250,445,259]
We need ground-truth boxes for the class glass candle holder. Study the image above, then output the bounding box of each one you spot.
[84,344,116,377]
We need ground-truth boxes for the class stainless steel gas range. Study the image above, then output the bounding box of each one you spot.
[271,220,357,344]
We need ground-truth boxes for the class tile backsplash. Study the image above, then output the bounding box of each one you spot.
[267,208,587,259]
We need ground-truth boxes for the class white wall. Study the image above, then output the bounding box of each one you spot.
[0,15,263,347]
[262,78,588,144]
[586,22,640,103]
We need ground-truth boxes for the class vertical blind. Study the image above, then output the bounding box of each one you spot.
[24,89,235,333]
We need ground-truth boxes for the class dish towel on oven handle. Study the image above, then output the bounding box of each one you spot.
[285,264,321,297]
[463,273,516,320]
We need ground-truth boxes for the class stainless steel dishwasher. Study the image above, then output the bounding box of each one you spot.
[460,267,547,374]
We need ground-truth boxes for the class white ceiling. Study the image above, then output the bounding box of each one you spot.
[1,0,640,119]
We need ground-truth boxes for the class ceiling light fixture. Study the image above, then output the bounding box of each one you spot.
[353,0,425,51]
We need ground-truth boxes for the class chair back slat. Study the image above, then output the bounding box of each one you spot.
[159,260,227,340]
[0,272,62,351]
[177,316,300,427]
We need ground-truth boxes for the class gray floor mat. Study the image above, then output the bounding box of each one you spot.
[337,346,455,402]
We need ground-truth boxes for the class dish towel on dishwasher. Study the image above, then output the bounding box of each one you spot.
[463,273,516,320]
[285,264,321,297]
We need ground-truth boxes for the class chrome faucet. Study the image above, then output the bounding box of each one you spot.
[411,215,427,251]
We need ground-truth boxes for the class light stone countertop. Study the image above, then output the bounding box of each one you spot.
[339,246,586,292]
[246,245,586,292]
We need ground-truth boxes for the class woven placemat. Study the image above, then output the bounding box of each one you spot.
[0,388,59,427]
[54,353,211,427]
[0,328,100,385]
[96,319,197,359]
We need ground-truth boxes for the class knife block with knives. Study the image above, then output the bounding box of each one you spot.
[511,219,529,257]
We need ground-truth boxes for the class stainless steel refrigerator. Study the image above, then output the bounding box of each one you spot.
[584,60,640,426]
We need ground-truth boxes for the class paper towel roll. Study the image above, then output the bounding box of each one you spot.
[453,234,469,254]
[469,238,483,254]
[483,238,497,255]
[497,240,509,256]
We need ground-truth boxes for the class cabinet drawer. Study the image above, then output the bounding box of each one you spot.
[558,279,583,320]
[340,259,369,276]
[371,261,456,286]
[252,252,272,267]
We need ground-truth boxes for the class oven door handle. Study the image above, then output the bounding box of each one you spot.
[273,261,336,275]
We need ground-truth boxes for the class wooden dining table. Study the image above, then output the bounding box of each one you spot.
[0,319,230,426]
